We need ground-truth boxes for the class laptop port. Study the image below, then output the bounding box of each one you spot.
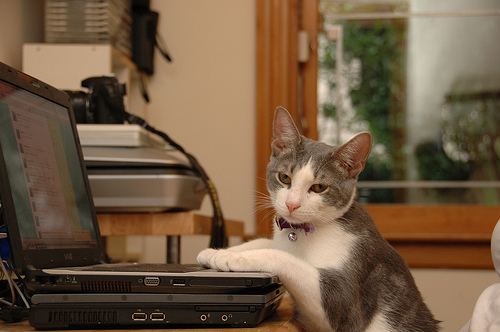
[64,275,75,283]
[132,312,147,321]
[171,278,186,286]
[144,277,160,286]
[150,312,165,321]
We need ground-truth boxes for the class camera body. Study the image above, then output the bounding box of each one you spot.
[66,76,127,124]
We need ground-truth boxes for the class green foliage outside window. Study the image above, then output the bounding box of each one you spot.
[319,19,403,202]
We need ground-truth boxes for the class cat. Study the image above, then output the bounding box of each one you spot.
[197,106,439,332]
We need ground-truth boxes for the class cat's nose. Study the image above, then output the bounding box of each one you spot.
[286,202,301,214]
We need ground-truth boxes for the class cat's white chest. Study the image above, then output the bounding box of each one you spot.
[272,223,357,269]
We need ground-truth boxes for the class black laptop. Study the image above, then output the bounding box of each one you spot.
[29,283,285,329]
[0,61,279,293]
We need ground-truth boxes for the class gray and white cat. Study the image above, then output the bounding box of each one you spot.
[197,106,439,331]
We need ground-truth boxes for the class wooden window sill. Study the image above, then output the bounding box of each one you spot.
[365,204,500,269]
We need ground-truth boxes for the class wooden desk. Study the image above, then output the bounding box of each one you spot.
[0,297,301,331]
[96,213,245,264]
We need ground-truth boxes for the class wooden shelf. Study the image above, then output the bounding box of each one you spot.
[97,212,244,237]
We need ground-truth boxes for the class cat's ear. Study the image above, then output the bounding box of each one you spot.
[334,132,372,178]
[271,106,301,156]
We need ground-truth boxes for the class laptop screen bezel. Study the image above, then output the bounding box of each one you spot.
[0,62,108,273]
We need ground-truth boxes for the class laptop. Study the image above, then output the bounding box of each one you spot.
[0,61,279,296]
[29,283,285,329]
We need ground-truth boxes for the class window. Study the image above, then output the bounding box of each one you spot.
[319,0,500,205]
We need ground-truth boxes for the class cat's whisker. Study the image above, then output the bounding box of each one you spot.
[254,192,274,210]
[254,203,276,221]
[255,196,273,205]
[255,213,275,232]
[263,207,278,220]
[255,175,267,182]
[254,204,274,215]
[254,195,271,207]
[254,189,271,199]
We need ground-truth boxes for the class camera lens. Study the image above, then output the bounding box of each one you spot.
[65,90,92,123]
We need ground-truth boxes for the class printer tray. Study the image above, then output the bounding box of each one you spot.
[86,163,207,213]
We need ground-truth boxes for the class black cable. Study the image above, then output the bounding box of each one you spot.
[126,114,228,248]
[6,260,24,284]
[155,32,172,62]
[0,202,4,229]
[139,74,150,103]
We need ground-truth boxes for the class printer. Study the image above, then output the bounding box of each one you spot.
[77,124,207,213]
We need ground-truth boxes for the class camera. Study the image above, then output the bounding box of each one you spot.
[65,76,127,124]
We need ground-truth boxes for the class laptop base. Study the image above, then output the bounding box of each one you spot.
[25,264,279,294]
[29,286,285,330]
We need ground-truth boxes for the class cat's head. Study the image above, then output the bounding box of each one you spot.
[266,106,372,225]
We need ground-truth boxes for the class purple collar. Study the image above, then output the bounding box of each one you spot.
[275,216,315,235]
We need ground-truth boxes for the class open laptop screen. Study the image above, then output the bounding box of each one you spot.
[0,64,106,271]
[0,80,99,250]
[0,80,98,250]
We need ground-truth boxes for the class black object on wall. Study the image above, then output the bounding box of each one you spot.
[131,0,171,76]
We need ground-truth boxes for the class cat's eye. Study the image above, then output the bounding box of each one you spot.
[278,173,291,185]
[310,184,327,193]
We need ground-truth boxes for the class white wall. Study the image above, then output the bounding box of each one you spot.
[0,0,43,69]
[0,1,23,68]
[413,268,498,332]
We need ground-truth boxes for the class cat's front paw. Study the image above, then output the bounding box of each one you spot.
[197,248,244,271]
[197,249,238,271]
[196,248,218,268]
[209,250,264,272]
[198,249,270,272]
